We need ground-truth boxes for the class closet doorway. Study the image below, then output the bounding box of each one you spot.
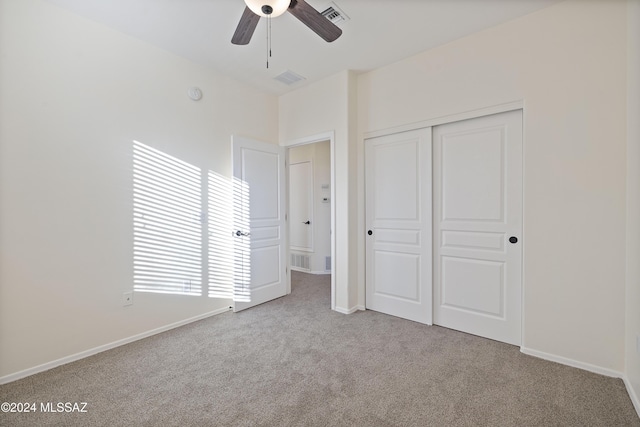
[365,109,523,345]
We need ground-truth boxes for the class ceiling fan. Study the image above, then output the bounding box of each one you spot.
[231,0,342,45]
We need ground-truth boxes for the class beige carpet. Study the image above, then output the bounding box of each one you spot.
[1,271,639,426]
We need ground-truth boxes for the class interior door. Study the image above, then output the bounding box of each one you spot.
[232,136,287,312]
[433,110,522,345]
[289,161,313,252]
[365,128,432,324]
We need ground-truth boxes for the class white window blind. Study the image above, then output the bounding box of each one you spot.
[133,141,202,295]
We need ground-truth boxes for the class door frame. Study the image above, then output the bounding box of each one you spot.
[282,131,337,310]
[362,100,525,347]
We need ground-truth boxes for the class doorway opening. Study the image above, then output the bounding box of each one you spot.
[285,132,336,309]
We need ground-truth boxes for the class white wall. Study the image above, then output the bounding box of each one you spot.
[289,141,331,273]
[357,0,627,372]
[0,0,278,379]
[626,0,640,412]
[279,70,359,312]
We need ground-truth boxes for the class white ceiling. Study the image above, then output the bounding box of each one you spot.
[45,0,562,95]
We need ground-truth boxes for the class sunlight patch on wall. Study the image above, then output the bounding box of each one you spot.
[208,171,234,299]
[232,177,251,302]
[206,173,251,302]
[133,141,202,295]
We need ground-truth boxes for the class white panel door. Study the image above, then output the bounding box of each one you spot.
[433,110,522,345]
[289,161,313,251]
[232,136,287,312]
[365,128,432,324]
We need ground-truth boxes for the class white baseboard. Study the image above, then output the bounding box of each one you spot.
[520,347,623,378]
[624,376,640,418]
[0,306,230,385]
[290,267,331,275]
[520,347,640,418]
[334,305,365,315]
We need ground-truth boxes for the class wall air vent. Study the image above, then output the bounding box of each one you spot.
[291,253,310,271]
[321,2,349,24]
[274,70,306,86]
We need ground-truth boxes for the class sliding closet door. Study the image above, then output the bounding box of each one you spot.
[433,110,523,345]
[365,128,432,324]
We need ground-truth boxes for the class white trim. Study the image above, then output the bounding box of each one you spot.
[0,307,230,385]
[282,131,336,311]
[309,270,331,275]
[364,100,524,140]
[524,345,639,417]
[520,347,623,378]
[290,267,330,275]
[290,247,314,253]
[624,376,640,418]
[334,305,365,315]
[281,131,334,148]
[626,0,640,421]
[520,103,528,349]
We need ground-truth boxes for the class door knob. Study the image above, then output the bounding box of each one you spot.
[509,236,518,244]
[235,230,250,237]
[368,230,373,236]
[303,220,311,225]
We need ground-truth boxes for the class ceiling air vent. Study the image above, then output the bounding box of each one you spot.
[321,2,349,24]
[274,70,306,85]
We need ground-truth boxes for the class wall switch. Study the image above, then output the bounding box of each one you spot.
[123,291,133,306]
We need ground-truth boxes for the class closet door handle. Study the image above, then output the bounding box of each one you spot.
[303,220,311,225]
[368,230,373,236]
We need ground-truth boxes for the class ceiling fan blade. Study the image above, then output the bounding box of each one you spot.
[231,6,260,45]
[287,0,342,42]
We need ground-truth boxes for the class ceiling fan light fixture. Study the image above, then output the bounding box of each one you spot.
[244,0,290,18]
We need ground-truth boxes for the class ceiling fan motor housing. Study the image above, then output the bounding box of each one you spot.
[244,0,290,18]
[232,0,342,45]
